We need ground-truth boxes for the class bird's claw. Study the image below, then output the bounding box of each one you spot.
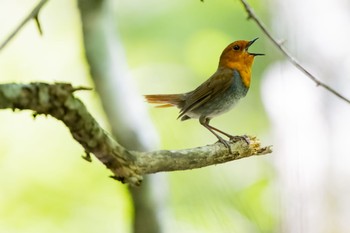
[216,138,233,154]
[229,135,250,145]
[215,135,250,154]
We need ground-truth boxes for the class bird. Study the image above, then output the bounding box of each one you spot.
[144,38,264,151]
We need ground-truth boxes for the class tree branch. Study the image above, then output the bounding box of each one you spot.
[0,0,48,51]
[0,82,272,185]
[239,0,350,105]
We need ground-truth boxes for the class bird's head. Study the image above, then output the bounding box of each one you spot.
[218,38,264,69]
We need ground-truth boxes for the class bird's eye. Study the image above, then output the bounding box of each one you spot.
[233,45,240,51]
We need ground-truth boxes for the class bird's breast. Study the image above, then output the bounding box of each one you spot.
[186,70,249,119]
[206,70,248,116]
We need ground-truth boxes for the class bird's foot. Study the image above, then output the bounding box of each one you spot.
[229,135,250,145]
[216,137,233,154]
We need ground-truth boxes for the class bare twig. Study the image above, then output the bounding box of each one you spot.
[0,0,48,51]
[0,82,272,186]
[34,15,43,35]
[239,0,350,104]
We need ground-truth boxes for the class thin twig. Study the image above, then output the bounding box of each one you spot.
[0,0,48,51]
[34,15,43,35]
[239,0,350,104]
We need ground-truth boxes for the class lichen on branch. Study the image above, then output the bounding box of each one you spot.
[0,82,272,186]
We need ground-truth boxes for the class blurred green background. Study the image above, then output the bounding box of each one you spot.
[0,0,277,232]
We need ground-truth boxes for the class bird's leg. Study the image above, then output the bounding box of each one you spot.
[199,117,232,153]
[205,124,234,138]
[204,121,250,145]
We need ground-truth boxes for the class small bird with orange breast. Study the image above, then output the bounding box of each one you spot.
[145,38,264,151]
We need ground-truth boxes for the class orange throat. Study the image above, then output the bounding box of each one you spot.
[224,61,252,88]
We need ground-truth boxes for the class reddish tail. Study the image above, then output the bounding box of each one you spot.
[144,94,185,108]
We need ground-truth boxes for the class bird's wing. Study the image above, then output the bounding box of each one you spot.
[178,68,238,118]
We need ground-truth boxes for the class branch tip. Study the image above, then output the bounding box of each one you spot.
[82,151,92,162]
[72,86,93,92]
[32,112,39,119]
[34,15,43,36]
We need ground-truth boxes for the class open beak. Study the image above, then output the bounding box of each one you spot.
[247,38,265,56]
